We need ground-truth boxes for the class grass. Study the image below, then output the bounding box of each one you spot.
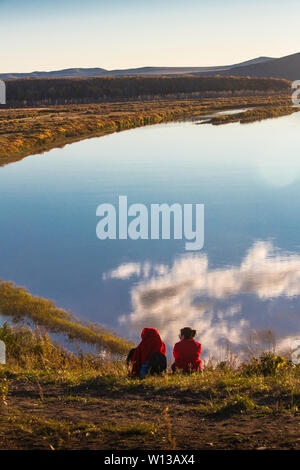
[1,408,157,450]
[1,323,300,449]
[213,395,257,417]
[208,104,299,125]
[1,321,299,399]
[0,93,297,166]
[0,280,133,354]
[1,323,300,403]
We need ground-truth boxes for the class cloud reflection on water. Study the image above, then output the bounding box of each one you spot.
[104,241,300,359]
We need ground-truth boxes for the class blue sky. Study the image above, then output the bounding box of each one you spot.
[1,0,299,72]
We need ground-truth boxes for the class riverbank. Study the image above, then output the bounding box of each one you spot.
[1,323,300,450]
[0,94,295,167]
[2,376,300,450]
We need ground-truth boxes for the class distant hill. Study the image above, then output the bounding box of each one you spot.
[197,52,300,81]
[230,57,274,68]
[0,68,108,80]
[99,58,274,76]
[0,57,274,80]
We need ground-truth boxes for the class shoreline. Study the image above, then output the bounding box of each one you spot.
[1,322,300,450]
[0,94,295,167]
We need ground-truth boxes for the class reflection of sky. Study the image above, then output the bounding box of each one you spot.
[1,113,300,357]
[105,241,300,358]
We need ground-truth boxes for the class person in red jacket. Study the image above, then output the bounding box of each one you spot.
[128,328,166,378]
[172,327,202,373]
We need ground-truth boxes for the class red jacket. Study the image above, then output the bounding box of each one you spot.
[173,339,202,372]
[131,328,166,377]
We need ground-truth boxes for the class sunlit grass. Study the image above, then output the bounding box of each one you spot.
[0,94,295,165]
[0,281,132,354]
[1,407,158,450]
[1,323,300,449]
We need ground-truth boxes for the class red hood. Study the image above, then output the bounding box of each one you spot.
[141,328,161,341]
[131,328,166,377]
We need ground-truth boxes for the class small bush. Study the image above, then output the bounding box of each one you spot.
[240,353,288,376]
[216,395,256,417]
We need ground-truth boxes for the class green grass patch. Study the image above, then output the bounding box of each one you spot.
[214,395,257,417]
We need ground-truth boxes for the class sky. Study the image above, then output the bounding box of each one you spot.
[1,0,299,73]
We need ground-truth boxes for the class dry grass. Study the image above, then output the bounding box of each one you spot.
[1,323,300,402]
[1,323,300,449]
[0,280,132,354]
[0,94,295,166]
[209,104,300,125]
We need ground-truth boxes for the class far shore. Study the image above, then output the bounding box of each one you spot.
[0,94,297,167]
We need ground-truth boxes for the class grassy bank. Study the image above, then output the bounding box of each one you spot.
[208,104,299,125]
[0,94,295,166]
[1,322,300,450]
[0,280,132,355]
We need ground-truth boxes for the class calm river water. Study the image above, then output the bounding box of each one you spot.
[1,112,300,358]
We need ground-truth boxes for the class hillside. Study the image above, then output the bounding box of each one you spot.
[200,52,300,81]
[0,57,273,80]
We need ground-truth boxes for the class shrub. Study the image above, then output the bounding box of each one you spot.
[216,395,256,417]
[240,352,288,376]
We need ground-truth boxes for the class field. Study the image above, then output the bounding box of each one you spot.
[0,93,297,167]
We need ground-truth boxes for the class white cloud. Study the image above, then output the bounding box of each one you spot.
[104,241,300,360]
[103,262,141,280]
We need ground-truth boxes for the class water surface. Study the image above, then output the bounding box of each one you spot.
[1,113,300,358]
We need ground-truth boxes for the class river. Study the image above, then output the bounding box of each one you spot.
[1,112,300,359]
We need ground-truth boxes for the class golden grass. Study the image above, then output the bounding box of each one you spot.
[1,322,300,402]
[0,280,133,354]
[0,94,295,166]
[209,104,299,125]
[1,324,300,449]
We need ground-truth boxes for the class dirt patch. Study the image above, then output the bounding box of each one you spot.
[1,381,300,450]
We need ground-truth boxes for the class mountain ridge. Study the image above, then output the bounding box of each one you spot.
[0,57,273,80]
[195,52,300,81]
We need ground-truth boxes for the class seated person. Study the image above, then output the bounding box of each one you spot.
[172,327,202,373]
[127,328,167,378]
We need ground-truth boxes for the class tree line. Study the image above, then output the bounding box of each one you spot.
[4,75,291,106]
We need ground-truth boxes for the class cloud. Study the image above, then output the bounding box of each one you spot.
[103,262,141,280]
[103,241,300,360]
